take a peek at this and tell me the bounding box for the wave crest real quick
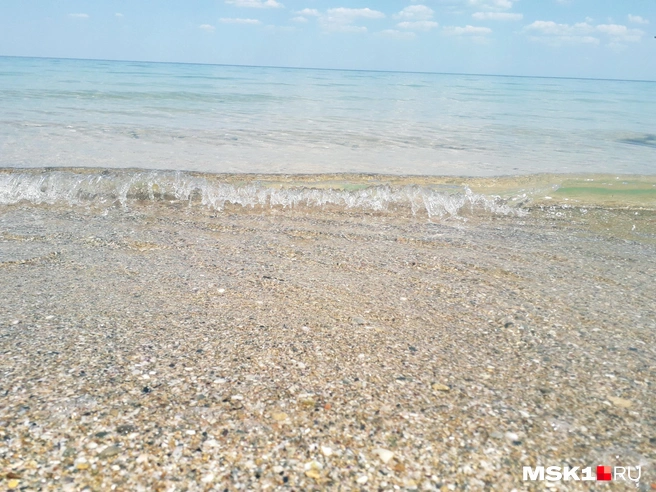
[0,169,525,218]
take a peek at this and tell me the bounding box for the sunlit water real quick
[1,56,655,176]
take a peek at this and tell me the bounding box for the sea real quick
[1,56,655,217]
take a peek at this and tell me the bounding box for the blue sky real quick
[0,1,654,79]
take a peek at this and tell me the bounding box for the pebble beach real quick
[1,198,654,490]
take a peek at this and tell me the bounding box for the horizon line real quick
[1,54,656,84]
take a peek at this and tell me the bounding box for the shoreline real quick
[2,166,656,212]
[4,165,656,182]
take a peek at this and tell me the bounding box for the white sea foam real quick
[0,169,525,218]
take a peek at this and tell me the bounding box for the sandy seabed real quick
[0,202,654,491]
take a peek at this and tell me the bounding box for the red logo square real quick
[597,465,612,481]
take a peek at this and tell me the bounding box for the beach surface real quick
[1,57,654,491]
[1,190,655,490]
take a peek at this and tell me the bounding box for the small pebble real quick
[505,432,519,442]
[403,478,417,489]
[98,445,121,459]
[608,396,632,408]
[373,448,395,464]
[432,383,450,392]
[304,460,323,471]
[116,425,136,435]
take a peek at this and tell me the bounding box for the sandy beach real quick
[0,198,654,491]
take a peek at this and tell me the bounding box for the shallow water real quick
[1,57,655,176]
[0,197,654,490]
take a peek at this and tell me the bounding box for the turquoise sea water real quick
[1,56,655,176]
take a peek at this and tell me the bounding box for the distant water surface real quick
[0,56,655,176]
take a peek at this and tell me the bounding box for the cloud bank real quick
[472,12,523,21]
[525,20,645,45]
[225,0,283,8]
[220,17,262,25]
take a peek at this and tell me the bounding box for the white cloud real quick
[322,23,368,33]
[199,24,216,32]
[296,9,319,17]
[393,5,438,30]
[225,0,283,8]
[596,23,644,43]
[443,25,492,35]
[525,20,599,45]
[525,20,593,35]
[379,29,416,40]
[530,35,600,46]
[115,13,124,18]
[628,14,649,25]
[290,9,319,23]
[325,8,385,21]
[394,5,434,21]
[68,13,89,19]
[467,0,516,11]
[397,21,439,31]
[220,17,262,24]
[472,12,522,21]
[596,24,628,35]
[525,20,644,45]
[319,7,385,33]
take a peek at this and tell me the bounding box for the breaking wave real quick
[0,169,525,219]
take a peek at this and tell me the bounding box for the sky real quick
[0,1,654,80]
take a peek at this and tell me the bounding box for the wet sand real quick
[0,202,654,490]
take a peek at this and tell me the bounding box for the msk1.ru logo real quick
[523,465,641,486]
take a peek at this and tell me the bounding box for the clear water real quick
[1,56,655,176]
